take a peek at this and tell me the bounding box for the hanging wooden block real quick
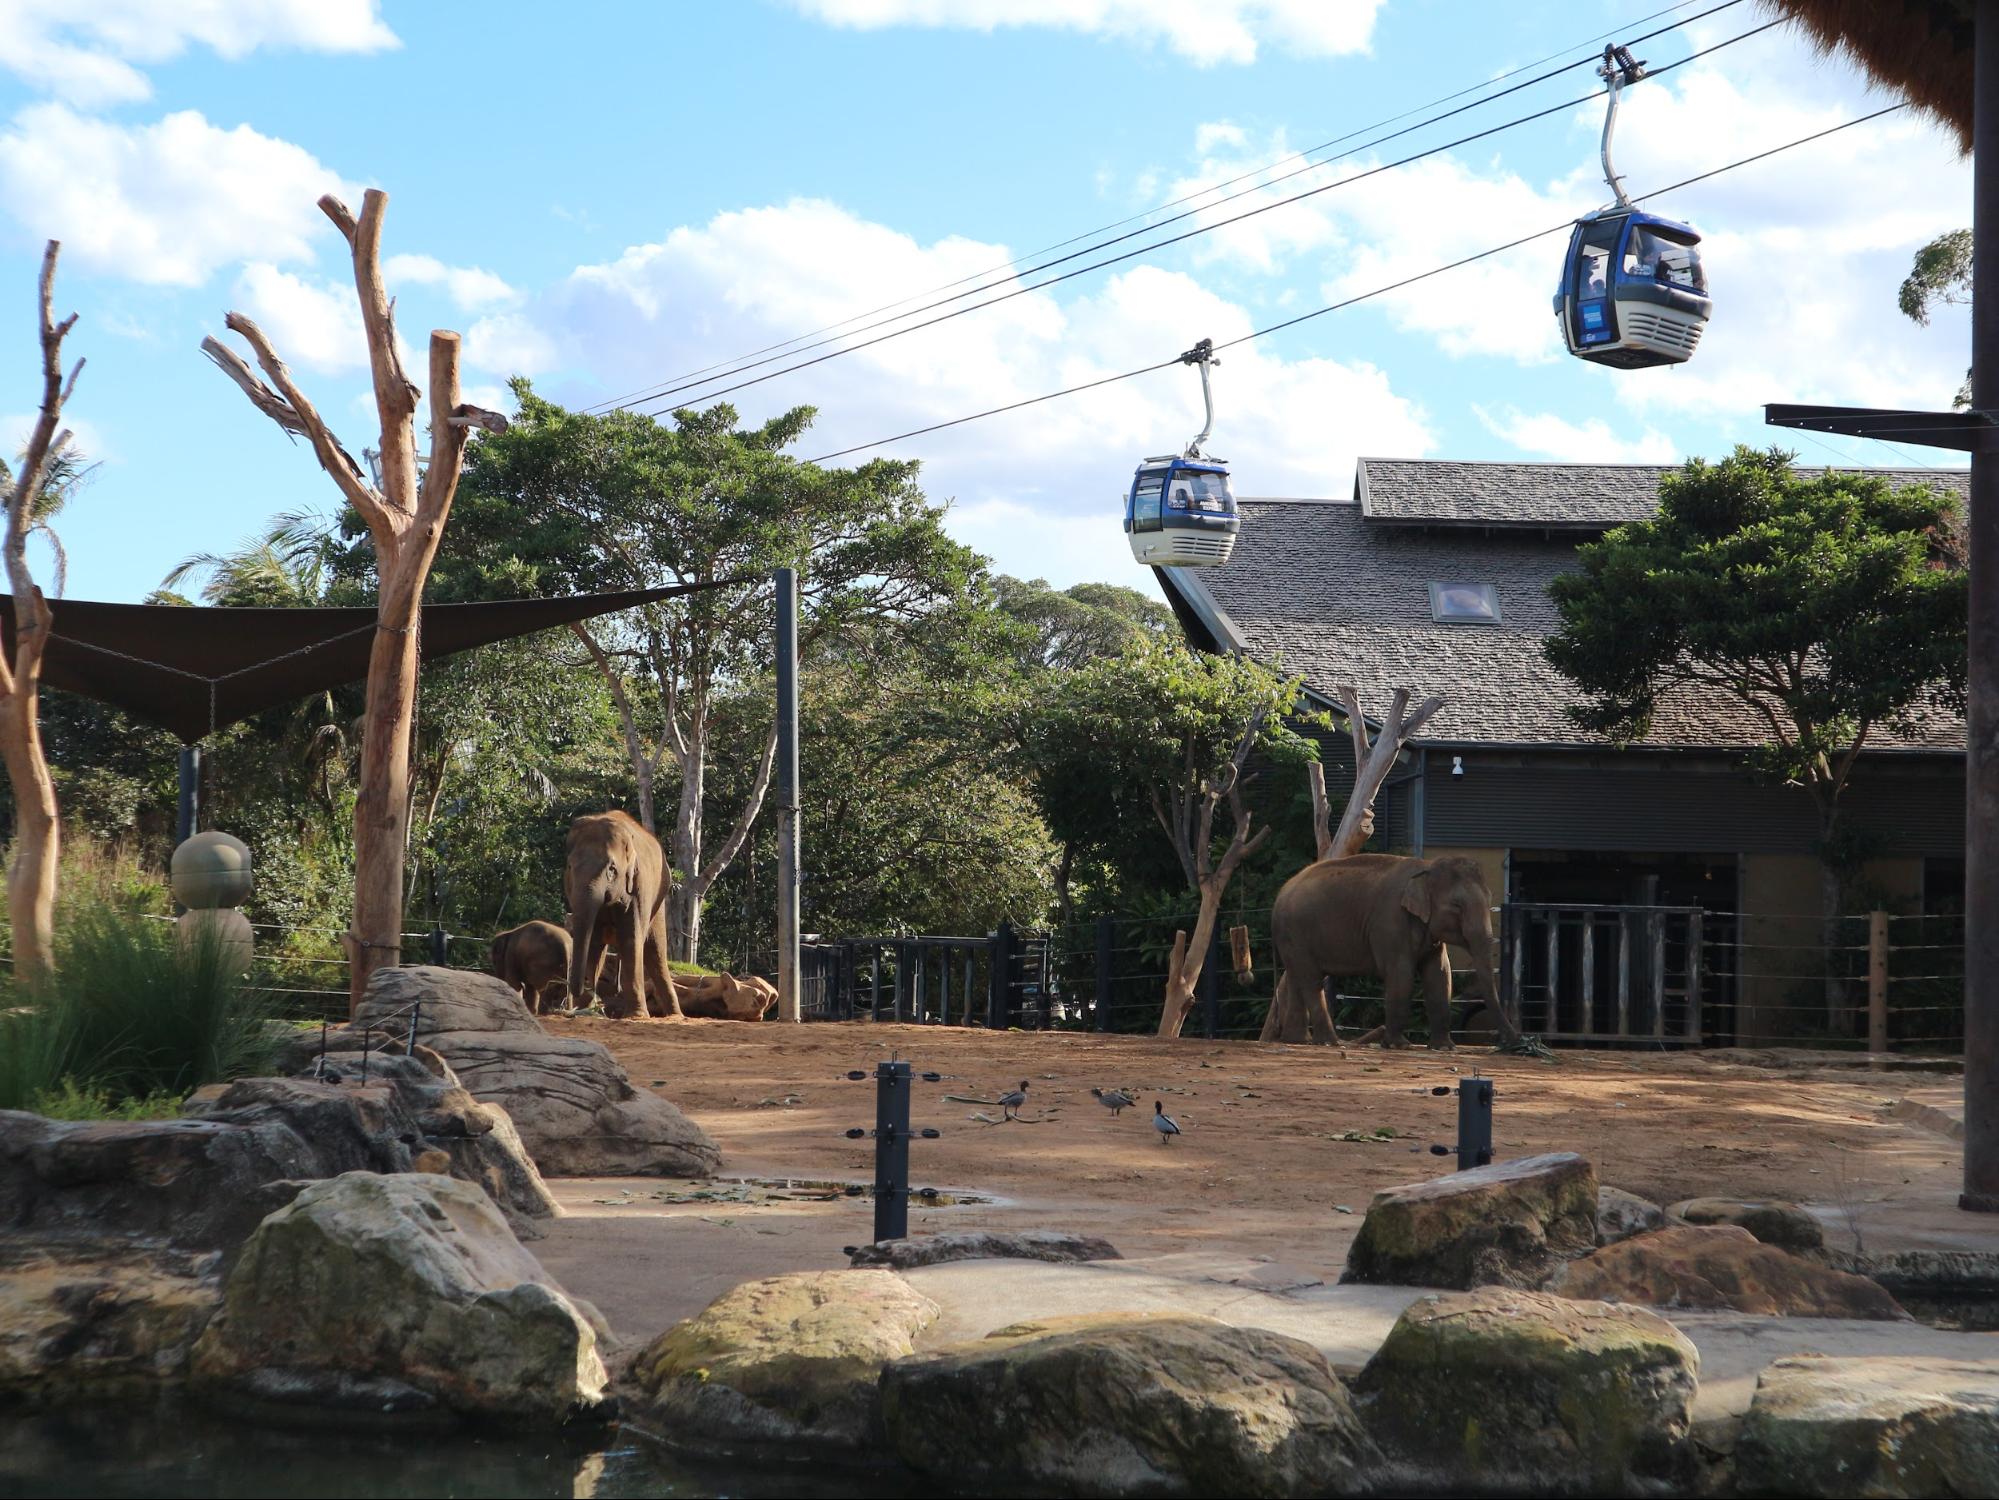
[1229,924,1253,982]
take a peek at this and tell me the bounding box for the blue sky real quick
[0,0,1973,603]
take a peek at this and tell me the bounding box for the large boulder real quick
[1667,1197,1824,1253]
[1342,1153,1599,1290]
[194,1172,609,1422]
[0,1244,219,1391]
[623,1270,938,1454]
[187,1059,557,1239]
[881,1311,1379,1498]
[1553,1225,1908,1320]
[349,966,720,1177]
[1355,1287,1699,1495]
[1735,1355,1999,1498]
[847,1230,1122,1269]
[1597,1186,1666,1246]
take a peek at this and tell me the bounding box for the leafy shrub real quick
[0,900,279,1112]
[24,1080,184,1121]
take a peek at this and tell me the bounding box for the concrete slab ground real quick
[536,1175,1998,1428]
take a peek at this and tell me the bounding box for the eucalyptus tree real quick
[441,382,979,962]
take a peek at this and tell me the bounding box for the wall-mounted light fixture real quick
[1451,756,1464,777]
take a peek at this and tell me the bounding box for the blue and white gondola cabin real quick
[1555,208,1710,368]
[1124,455,1239,567]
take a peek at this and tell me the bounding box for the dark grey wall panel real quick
[1422,752,1963,857]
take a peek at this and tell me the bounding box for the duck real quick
[998,1080,1029,1120]
[1152,1101,1181,1144]
[1091,1086,1135,1118]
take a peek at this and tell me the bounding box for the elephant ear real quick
[1400,870,1433,924]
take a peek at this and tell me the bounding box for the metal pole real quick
[775,567,802,1024]
[1202,925,1220,1039]
[1456,1078,1494,1170]
[1095,915,1113,1032]
[1968,0,1999,1212]
[873,1060,911,1242]
[988,921,1013,1030]
[175,745,201,844]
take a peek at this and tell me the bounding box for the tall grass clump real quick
[0,900,280,1114]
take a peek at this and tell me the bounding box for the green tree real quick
[1899,227,1972,408]
[990,575,1175,669]
[1021,644,1316,1035]
[1545,447,1966,932]
[440,381,981,962]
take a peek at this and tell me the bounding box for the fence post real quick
[429,924,447,966]
[987,921,1014,1029]
[872,1060,911,1243]
[1201,925,1220,1039]
[1095,916,1113,1032]
[1868,909,1890,1059]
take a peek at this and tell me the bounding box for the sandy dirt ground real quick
[530,1017,1986,1343]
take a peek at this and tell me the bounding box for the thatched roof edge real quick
[1772,0,1973,151]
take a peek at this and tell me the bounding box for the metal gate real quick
[1501,903,1705,1045]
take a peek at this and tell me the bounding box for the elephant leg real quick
[1304,976,1339,1044]
[645,907,682,1017]
[1421,946,1455,1052]
[1379,957,1418,1048]
[1277,970,1311,1044]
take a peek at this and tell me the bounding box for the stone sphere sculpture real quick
[171,832,254,973]
[171,831,253,910]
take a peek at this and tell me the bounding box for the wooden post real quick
[0,242,81,981]
[1202,924,1221,1038]
[202,191,504,1016]
[988,920,1014,1030]
[1868,909,1890,1060]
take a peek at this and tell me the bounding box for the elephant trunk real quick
[568,890,604,1008]
[1462,925,1520,1045]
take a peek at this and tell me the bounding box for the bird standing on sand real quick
[1152,1101,1181,1144]
[998,1080,1029,1120]
[1091,1087,1135,1118]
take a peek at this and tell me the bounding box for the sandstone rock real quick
[881,1311,1378,1498]
[0,1244,219,1391]
[1736,1355,1999,1498]
[187,1064,557,1240]
[1342,1153,1598,1290]
[1668,1196,1824,1253]
[350,966,720,1178]
[1355,1286,1698,1495]
[194,1172,609,1422]
[847,1230,1122,1269]
[1598,1186,1666,1245]
[1554,1225,1907,1320]
[624,1270,938,1453]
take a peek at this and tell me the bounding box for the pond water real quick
[0,1396,935,1500]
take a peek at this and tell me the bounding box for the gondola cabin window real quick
[1132,470,1165,533]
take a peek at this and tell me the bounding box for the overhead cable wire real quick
[621,14,1788,418]
[801,104,1909,465]
[592,0,1745,412]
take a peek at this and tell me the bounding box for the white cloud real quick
[382,253,519,311]
[497,197,1430,586]
[786,0,1382,65]
[0,0,398,106]
[1474,404,1677,464]
[232,263,365,374]
[465,312,558,379]
[0,104,357,286]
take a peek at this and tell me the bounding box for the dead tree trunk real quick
[0,242,81,978]
[1157,709,1270,1038]
[1259,685,1444,1044]
[204,191,504,1015]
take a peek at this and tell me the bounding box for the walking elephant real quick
[490,919,572,1014]
[564,810,682,1020]
[1266,853,1521,1050]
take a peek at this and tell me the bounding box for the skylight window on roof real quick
[1429,582,1501,624]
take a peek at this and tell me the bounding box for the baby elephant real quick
[677,971,779,1021]
[491,920,573,1014]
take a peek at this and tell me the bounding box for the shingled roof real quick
[1163,463,1969,753]
[1355,456,1965,532]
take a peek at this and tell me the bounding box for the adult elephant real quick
[1266,853,1520,1050]
[490,919,572,1014]
[565,811,682,1020]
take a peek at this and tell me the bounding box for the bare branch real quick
[318,193,359,244]
[346,189,420,512]
[200,335,308,436]
[445,404,508,433]
[210,316,384,527]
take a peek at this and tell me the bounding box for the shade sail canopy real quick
[0,584,728,743]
